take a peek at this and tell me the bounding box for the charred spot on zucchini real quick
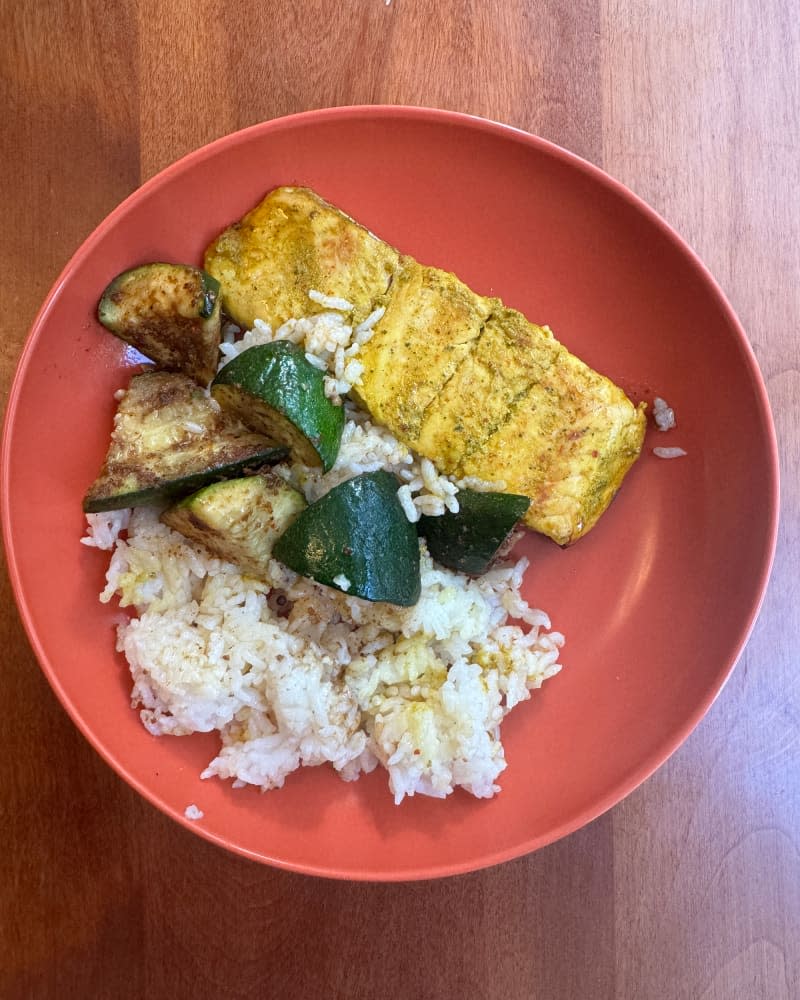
[273,470,421,606]
[83,371,287,512]
[211,342,344,472]
[419,489,531,575]
[162,470,306,578]
[97,263,222,386]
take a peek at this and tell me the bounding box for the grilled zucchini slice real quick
[97,262,222,386]
[211,342,344,472]
[273,471,421,606]
[83,371,286,512]
[162,470,306,578]
[419,489,530,575]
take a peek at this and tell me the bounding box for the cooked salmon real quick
[355,257,492,442]
[444,312,647,544]
[204,186,399,329]
[205,186,647,544]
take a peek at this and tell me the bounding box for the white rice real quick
[455,475,508,492]
[81,508,130,550]
[653,396,676,431]
[308,288,354,312]
[83,300,565,804]
[87,506,563,803]
[653,446,687,459]
[184,804,204,820]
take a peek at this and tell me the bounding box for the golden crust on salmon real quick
[204,186,399,330]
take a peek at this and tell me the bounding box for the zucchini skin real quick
[211,342,344,472]
[197,273,221,319]
[419,489,531,575]
[273,470,421,606]
[83,454,286,513]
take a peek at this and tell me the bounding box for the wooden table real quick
[1,2,797,997]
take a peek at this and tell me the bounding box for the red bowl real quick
[1,107,779,880]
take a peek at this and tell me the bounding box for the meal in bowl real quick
[81,187,646,804]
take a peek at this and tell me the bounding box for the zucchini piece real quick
[83,371,287,512]
[419,489,531,575]
[211,342,344,472]
[162,470,306,578]
[273,471,421,606]
[97,262,222,386]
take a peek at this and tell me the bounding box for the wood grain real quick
[1,1,797,997]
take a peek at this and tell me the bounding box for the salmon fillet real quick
[205,187,646,545]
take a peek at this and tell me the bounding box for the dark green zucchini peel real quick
[211,342,344,472]
[419,489,530,575]
[273,470,421,606]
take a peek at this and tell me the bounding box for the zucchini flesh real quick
[211,342,344,472]
[419,489,531,575]
[273,471,421,606]
[97,262,222,386]
[83,371,287,512]
[162,470,306,578]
